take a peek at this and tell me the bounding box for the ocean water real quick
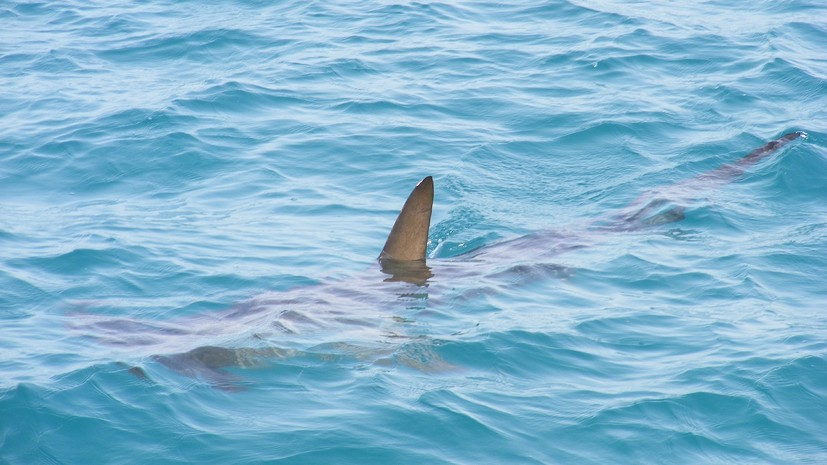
[2,0,827,463]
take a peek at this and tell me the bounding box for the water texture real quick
[2,1,826,464]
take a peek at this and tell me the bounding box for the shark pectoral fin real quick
[379,176,434,262]
[153,347,249,392]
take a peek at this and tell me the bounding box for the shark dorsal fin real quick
[379,176,433,262]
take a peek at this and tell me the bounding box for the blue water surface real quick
[2,1,827,464]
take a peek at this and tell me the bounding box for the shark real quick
[73,131,806,390]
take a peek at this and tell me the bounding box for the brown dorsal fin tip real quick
[379,176,434,262]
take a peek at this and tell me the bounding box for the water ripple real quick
[1,0,826,464]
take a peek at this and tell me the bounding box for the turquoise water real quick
[2,0,827,463]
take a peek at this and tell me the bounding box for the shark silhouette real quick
[75,132,805,390]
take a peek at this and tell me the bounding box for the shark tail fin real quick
[379,176,434,262]
[702,131,806,182]
[734,131,805,168]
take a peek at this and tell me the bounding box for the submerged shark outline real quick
[78,131,806,390]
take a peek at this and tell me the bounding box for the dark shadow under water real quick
[69,132,806,390]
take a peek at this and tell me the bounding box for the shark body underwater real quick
[75,132,806,390]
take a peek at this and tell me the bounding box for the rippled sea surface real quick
[2,1,827,464]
